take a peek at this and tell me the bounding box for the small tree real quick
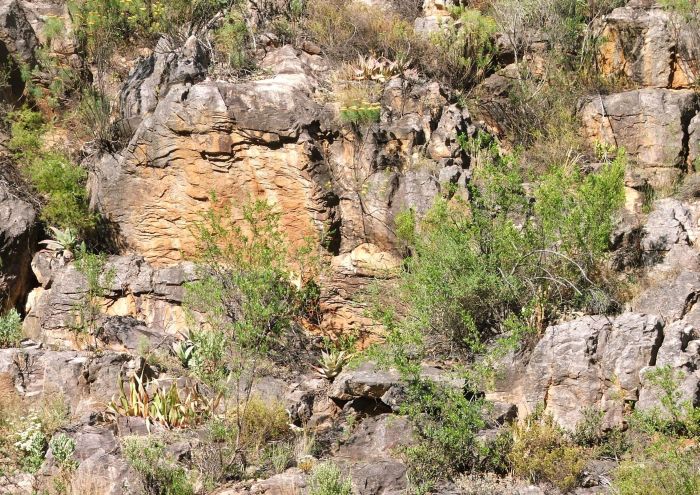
[184,198,319,469]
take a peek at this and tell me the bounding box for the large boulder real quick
[0,164,38,311]
[596,3,699,89]
[492,313,666,430]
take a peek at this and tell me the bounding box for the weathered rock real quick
[334,414,413,495]
[23,253,196,346]
[492,313,665,430]
[0,0,38,92]
[250,470,307,495]
[329,366,402,405]
[0,348,126,417]
[596,4,699,89]
[0,165,38,311]
[38,422,138,495]
[120,35,210,122]
[579,89,700,187]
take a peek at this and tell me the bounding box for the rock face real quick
[91,43,474,332]
[93,46,471,266]
[0,0,38,102]
[120,35,210,123]
[597,3,699,89]
[0,165,37,311]
[24,252,196,346]
[579,89,700,187]
[493,196,700,431]
[0,347,126,417]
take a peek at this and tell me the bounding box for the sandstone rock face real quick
[597,4,699,89]
[0,166,38,311]
[24,252,196,346]
[91,44,474,332]
[511,313,663,430]
[579,89,699,187]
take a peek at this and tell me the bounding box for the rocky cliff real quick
[2,0,700,494]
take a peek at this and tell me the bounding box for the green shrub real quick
[382,144,625,362]
[0,309,22,348]
[185,199,319,390]
[7,108,98,236]
[509,412,588,492]
[308,462,352,495]
[613,437,700,495]
[213,9,254,73]
[370,138,625,491]
[123,436,194,495]
[400,379,487,494]
[49,433,76,469]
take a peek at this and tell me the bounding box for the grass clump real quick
[0,309,22,348]
[308,462,352,495]
[123,436,195,495]
[509,412,588,492]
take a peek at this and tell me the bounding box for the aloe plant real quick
[39,226,83,260]
[172,339,196,368]
[107,374,213,429]
[313,349,353,381]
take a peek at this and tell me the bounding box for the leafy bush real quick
[308,462,352,495]
[509,411,588,492]
[14,414,47,473]
[123,436,195,495]
[613,437,700,495]
[49,433,76,469]
[184,199,319,391]
[212,9,254,74]
[0,309,22,348]
[383,143,625,361]
[7,108,98,236]
[400,379,487,494]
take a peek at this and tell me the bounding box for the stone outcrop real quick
[120,35,210,123]
[0,0,37,102]
[91,42,474,332]
[24,252,196,347]
[0,165,37,311]
[596,3,699,89]
[501,313,664,430]
[0,347,126,417]
[579,89,700,188]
